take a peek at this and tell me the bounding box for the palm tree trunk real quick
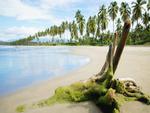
[113,20,114,33]
[137,19,138,26]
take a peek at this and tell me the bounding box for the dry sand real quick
[0,46,150,113]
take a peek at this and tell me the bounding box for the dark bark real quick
[113,19,131,73]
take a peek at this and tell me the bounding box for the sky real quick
[0,0,144,41]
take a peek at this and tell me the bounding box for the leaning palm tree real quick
[120,2,131,22]
[108,1,119,32]
[132,0,146,25]
[142,12,149,28]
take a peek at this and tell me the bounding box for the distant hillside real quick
[0,41,9,45]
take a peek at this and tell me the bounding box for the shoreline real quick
[0,46,91,97]
[0,46,96,98]
[0,46,150,113]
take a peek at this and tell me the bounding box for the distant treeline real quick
[11,0,150,46]
[0,41,10,45]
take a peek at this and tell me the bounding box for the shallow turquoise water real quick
[0,46,89,95]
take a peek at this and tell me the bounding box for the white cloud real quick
[40,0,81,9]
[0,0,81,23]
[5,26,41,35]
[0,0,86,27]
[0,26,43,41]
[0,0,148,21]
[0,0,50,20]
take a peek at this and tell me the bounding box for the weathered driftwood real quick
[94,19,130,80]
[91,31,118,82]
[87,19,150,113]
[113,19,131,73]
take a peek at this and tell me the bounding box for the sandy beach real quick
[0,46,150,113]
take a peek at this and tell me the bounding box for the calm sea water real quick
[0,46,89,96]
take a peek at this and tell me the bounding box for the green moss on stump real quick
[36,81,106,107]
[16,80,150,113]
[16,105,26,113]
[35,80,149,113]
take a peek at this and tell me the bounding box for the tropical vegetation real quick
[11,0,150,46]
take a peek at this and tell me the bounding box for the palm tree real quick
[75,10,85,37]
[142,12,149,28]
[61,22,66,33]
[64,21,69,30]
[60,21,67,41]
[91,16,96,37]
[96,13,101,38]
[98,5,109,33]
[50,26,56,42]
[79,16,85,37]
[96,16,101,38]
[147,1,150,11]
[75,10,80,36]
[86,20,90,37]
[120,2,131,22]
[58,26,62,39]
[64,21,69,41]
[108,1,119,32]
[72,21,78,40]
[116,18,122,35]
[132,0,146,25]
[68,22,73,42]
[96,27,100,39]
[88,16,96,37]
[75,10,81,22]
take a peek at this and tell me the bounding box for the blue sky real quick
[0,0,137,41]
